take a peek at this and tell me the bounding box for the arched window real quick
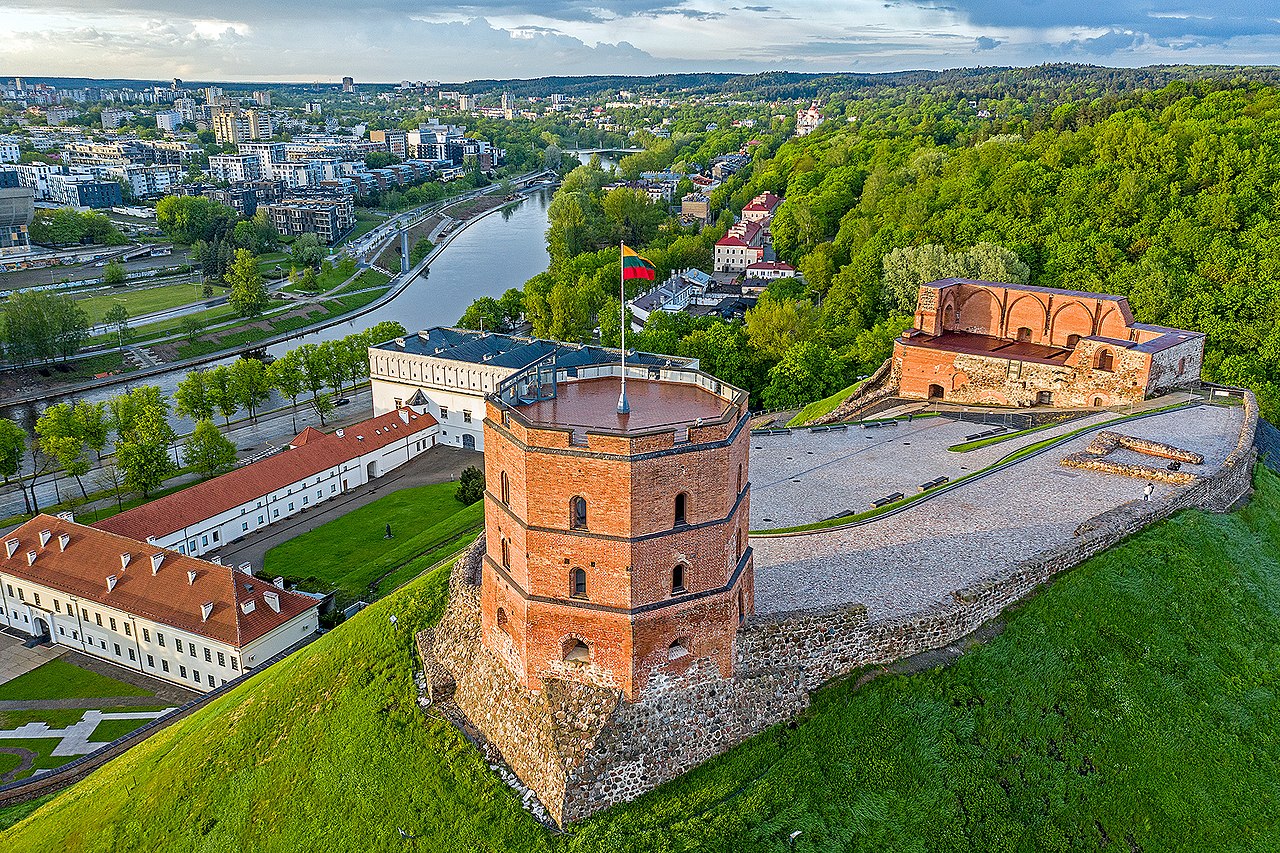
[1066,334,1081,348]
[1178,356,1187,374]
[672,563,686,594]
[674,492,688,527]
[570,496,587,530]
[570,567,587,599]
[500,471,509,505]
[496,607,511,635]
[736,528,743,560]
[1016,326,1032,342]
[564,638,591,663]
[737,463,744,494]
[1096,349,1114,372]
[500,537,511,569]
[668,637,690,660]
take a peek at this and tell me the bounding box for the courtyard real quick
[749,402,1245,621]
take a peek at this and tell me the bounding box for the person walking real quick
[1143,482,1154,502]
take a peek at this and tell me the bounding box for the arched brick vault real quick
[1049,300,1097,346]
[1005,293,1049,342]
[956,288,1000,333]
[1097,307,1129,339]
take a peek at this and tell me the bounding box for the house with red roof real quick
[714,219,767,273]
[741,192,781,224]
[1,514,320,692]
[95,407,438,560]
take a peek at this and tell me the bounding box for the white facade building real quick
[155,110,183,132]
[105,164,182,198]
[97,408,438,559]
[1,516,320,693]
[208,153,263,184]
[0,139,19,163]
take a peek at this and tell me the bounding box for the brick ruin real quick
[1060,430,1206,484]
[893,279,1205,408]
[419,358,1259,826]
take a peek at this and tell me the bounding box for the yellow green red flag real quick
[621,244,656,282]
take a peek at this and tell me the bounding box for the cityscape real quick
[1,2,1280,849]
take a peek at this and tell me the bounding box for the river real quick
[1,186,557,433]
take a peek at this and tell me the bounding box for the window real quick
[218,652,225,667]
[674,493,688,526]
[672,563,686,594]
[194,670,201,683]
[157,632,165,647]
[33,592,40,606]
[501,538,511,569]
[463,410,472,423]
[288,502,295,512]
[189,642,196,656]
[394,397,402,408]
[1016,326,1032,342]
[571,567,587,599]
[147,654,154,668]
[737,464,743,494]
[204,648,212,663]
[128,648,136,661]
[273,509,279,518]
[439,406,448,419]
[243,523,249,532]
[258,515,264,524]
[500,472,509,505]
[316,490,322,499]
[668,637,691,660]
[564,638,591,663]
[59,626,65,636]
[1066,334,1081,347]
[202,535,208,546]
[570,496,587,530]
[231,657,239,671]
[180,666,186,679]
[1178,356,1187,374]
[54,599,61,613]
[114,643,121,656]
[110,617,117,632]
[162,660,170,672]
[208,675,215,688]
[95,613,102,627]
[1096,349,1114,371]
[16,588,23,601]
[212,531,219,542]
[303,496,308,506]
[124,623,131,637]
[736,528,744,560]
[496,608,510,635]
[178,545,186,555]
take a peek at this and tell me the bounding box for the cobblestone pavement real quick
[0,633,66,687]
[750,404,1243,621]
[748,412,1113,528]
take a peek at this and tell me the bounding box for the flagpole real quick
[617,240,630,415]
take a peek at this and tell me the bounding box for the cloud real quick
[973,35,1000,50]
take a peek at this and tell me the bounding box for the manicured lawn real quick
[786,379,866,426]
[0,660,150,702]
[8,467,1280,849]
[263,481,483,605]
[88,717,154,745]
[73,283,215,324]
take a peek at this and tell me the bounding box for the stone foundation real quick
[419,394,1259,826]
[1060,430,1205,484]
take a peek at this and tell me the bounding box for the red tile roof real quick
[2,515,317,647]
[743,192,781,212]
[746,261,795,271]
[96,408,437,543]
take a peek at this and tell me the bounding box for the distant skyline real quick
[3,1,1279,83]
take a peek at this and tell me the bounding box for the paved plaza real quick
[0,631,65,686]
[750,403,1244,620]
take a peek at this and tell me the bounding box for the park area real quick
[0,655,180,785]
[71,281,221,325]
[262,481,484,609]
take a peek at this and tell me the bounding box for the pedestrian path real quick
[0,708,173,758]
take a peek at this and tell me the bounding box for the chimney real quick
[263,590,280,612]
[241,599,256,614]
[187,569,197,585]
[26,550,37,566]
[273,577,285,589]
[38,529,51,547]
[201,602,214,622]
[210,556,223,565]
[399,410,409,424]
[5,539,19,559]
[58,533,70,552]
[239,562,252,576]
[120,553,131,570]
[56,511,74,522]
[336,428,344,438]
[150,553,164,574]
[106,574,118,591]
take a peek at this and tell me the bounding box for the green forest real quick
[482,77,1280,419]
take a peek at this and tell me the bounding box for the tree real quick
[310,391,334,427]
[745,292,818,362]
[761,340,844,409]
[102,260,127,286]
[231,358,272,422]
[75,401,110,463]
[456,465,485,504]
[184,419,237,479]
[291,233,325,269]
[268,352,306,432]
[882,242,1030,314]
[35,402,92,500]
[115,404,176,498]
[175,369,215,423]
[105,302,130,349]
[91,463,130,513]
[297,343,329,410]
[181,315,207,345]
[227,249,268,318]
[0,418,23,485]
[205,364,240,428]
[155,195,237,244]
[298,267,320,293]
[108,385,169,437]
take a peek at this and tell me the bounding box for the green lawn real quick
[87,717,154,745]
[0,660,150,702]
[7,467,1280,849]
[263,481,483,606]
[786,380,866,427]
[73,283,215,324]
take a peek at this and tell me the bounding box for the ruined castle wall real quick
[740,393,1258,691]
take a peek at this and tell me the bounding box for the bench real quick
[918,476,949,491]
[861,420,896,429]
[963,427,1005,440]
[822,509,855,522]
[871,492,905,508]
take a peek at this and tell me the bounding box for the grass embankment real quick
[786,380,867,427]
[263,481,483,606]
[73,283,210,324]
[7,467,1280,849]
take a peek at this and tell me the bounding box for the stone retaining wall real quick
[813,357,897,425]
[421,394,1258,825]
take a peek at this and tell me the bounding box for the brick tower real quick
[479,357,752,700]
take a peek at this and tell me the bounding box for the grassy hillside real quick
[8,469,1280,850]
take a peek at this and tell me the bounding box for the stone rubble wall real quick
[1084,431,1205,463]
[813,357,898,425]
[1059,455,1199,484]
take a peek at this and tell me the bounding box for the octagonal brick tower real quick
[480,356,752,701]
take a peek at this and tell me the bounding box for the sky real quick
[3,1,1280,83]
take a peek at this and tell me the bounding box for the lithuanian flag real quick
[621,244,657,282]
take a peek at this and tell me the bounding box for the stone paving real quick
[0,708,174,758]
[748,412,1114,528]
[0,632,66,686]
[750,404,1244,621]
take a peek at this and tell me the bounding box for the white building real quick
[155,110,183,132]
[0,139,18,163]
[46,106,77,126]
[368,328,693,451]
[208,153,263,183]
[96,408,438,559]
[105,164,182,198]
[101,108,133,129]
[1,515,320,693]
